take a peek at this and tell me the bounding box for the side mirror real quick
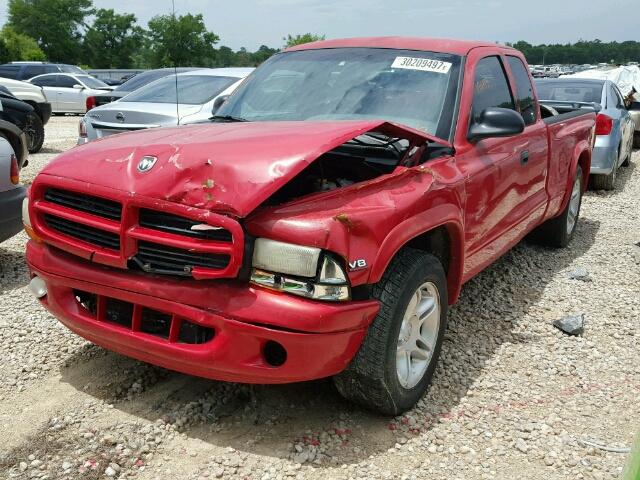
[72,84,84,90]
[468,107,525,142]
[212,95,229,113]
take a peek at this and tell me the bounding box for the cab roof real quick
[284,37,508,56]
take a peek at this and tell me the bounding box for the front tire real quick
[333,249,448,415]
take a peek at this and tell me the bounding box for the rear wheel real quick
[333,248,447,415]
[633,132,640,150]
[532,165,583,248]
[25,113,45,153]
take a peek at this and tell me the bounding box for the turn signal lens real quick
[10,154,19,184]
[595,113,613,136]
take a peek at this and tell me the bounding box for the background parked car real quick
[0,77,51,153]
[0,133,25,242]
[78,68,253,143]
[86,67,200,110]
[536,78,635,190]
[0,92,30,168]
[0,61,86,81]
[28,73,113,114]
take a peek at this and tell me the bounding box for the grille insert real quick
[44,214,120,250]
[139,209,233,242]
[72,290,215,345]
[45,188,122,221]
[131,241,230,276]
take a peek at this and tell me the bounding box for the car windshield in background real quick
[115,70,168,92]
[535,81,603,103]
[78,75,109,89]
[61,65,87,75]
[121,75,237,105]
[217,48,462,138]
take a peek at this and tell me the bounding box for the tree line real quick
[0,0,325,69]
[1,0,637,69]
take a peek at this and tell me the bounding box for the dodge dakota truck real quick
[24,38,596,414]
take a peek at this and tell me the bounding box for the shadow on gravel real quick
[0,247,29,291]
[59,218,600,467]
[37,147,64,154]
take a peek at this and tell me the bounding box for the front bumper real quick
[26,241,379,383]
[0,186,26,242]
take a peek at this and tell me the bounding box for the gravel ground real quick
[0,117,638,480]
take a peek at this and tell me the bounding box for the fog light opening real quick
[29,276,47,299]
[263,340,287,367]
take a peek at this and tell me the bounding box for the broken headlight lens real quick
[250,249,351,302]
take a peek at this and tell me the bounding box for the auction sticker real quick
[391,57,452,73]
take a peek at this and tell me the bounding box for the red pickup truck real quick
[24,38,595,414]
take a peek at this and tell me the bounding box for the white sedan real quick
[28,73,113,114]
[77,68,253,144]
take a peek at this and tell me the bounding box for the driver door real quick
[56,75,85,113]
[455,55,534,277]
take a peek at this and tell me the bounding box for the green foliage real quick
[83,9,144,68]
[283,33,325,48]
[7,0,93,63]
[0,25,46,61]
[510,40,640,65]
[146,13,219,68]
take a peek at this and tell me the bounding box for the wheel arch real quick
[0,119,27,168]
[368,204,465,304]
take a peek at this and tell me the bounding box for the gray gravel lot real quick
[0,116,638,480]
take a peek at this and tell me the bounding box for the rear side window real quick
[507,56,536,125]
[0,65,20,79]
[471,56,515,122]
[31,75,57,87]
[610,84,624,109]
[23,65,47,78]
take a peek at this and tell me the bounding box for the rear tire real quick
[591,167,616,190]
[333,248,448,415]
[25,113,45,153]
[531,165,583,248]
[633,132,640,150]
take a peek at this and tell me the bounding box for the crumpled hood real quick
[40,120,435,217]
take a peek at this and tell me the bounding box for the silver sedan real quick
[536,78,635,190]
[77,68,254,144]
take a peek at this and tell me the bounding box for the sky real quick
[0,0,637,51]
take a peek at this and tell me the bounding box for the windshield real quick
[61,65,87,75]
[217,48,461,138]
[121,75,238,105]
[535,81,603,103]
[78,75,109,89]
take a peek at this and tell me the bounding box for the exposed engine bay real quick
[266,132,412,205]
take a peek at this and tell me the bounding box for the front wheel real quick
[25,113,45,154]
[333,249,448,415]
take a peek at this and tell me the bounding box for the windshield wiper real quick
[209,114,249,123]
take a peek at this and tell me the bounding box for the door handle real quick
[520,150,529,166]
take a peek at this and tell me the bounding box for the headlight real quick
[22,197,31,228]
[252,238,321,277]
[250,239,350,301]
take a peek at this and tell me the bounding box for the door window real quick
[506,56,537,125]
[57,75,79,88]
[23,65,47,78]
[471,56,515,122]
